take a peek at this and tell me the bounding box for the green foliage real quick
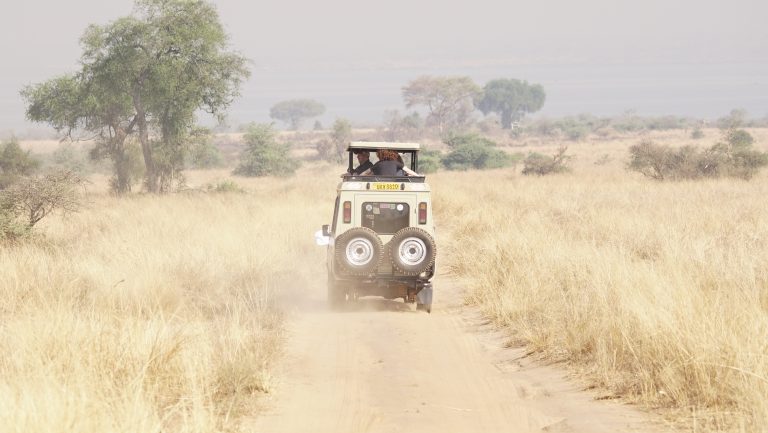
[49,144,89,173]
[475,78,546,129]
[724,128,754,148]
[522,114,697,139]
[402,76,480,133]
[522,146,572,176]
[717,109,747,129]
[316,118,351,163]
[440,134,514,171]
[269,99,326,130]
[234,124,298,177]
[204,180,244,193]
[442,132,496,149]
[691,127,705,139]
[417,149,442,174]
[383,110,423,141]
[187,128,223,169]
[628,129,768,181]
[22,0,249,194]
[0,138,40,189]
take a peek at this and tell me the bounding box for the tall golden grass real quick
[4,130,768,431]
[433,152,768,431]
[0,169,336,432]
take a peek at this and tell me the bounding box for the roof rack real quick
[346,141,421,151]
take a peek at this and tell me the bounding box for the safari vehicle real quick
[320,142,436,312]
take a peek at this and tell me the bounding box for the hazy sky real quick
[2,0,767,134]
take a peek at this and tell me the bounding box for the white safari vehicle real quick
[320,142,436,312]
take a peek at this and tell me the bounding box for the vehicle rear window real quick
[361,202,409,234]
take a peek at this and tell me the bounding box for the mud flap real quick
[416,283,433,312]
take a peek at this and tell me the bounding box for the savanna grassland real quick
[435,128,768,432]
[0,168,337,432]
[2,128,767,432]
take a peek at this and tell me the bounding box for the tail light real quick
[418,202,427,224]
[343,201,352,223]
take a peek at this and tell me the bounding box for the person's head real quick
[356,150,370,163]
[376,149,398,161]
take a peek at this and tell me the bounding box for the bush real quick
[628,129,768,181]
[440,134,514,170]
[0,138,40,189]
[204,180,244,193]
[49,143,90,173]
[442,132,496,149]
[418,149,443,174]
[0,170,85,241]
[234,123,298,177]
[187,128,224,169]
[522,146,572,175]
[627,141,701,180]
[691,127,704,140]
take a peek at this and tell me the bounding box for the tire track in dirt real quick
[248,275,667,433]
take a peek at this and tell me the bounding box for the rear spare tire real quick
[335,227,383,275]
[389,227,436,276]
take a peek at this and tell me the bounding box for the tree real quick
[402,76,480,133]
[475,79,546,129]
[269,99,326,130]
[234,123,298,177]
[22,0,249,194]
[316,118,351,163]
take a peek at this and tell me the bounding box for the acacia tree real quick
[269,99,326,130]
[401,76,480,133]
[22,0,249,193]
[475,79,546,129]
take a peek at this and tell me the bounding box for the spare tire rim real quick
[397,237,427,266]
[346,237,375,266]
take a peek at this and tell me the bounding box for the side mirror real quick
[321,224,331,237]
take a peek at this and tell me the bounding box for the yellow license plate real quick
[373,183,401,191]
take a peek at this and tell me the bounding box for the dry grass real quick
[433,137,768,431]
[0,167,337,432]
[5,129,768,431]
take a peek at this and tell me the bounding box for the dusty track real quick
[248,275,665,433]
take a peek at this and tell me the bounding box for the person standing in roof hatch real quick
[365,149,404,176]
[347,150,373,175]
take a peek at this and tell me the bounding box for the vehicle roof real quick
[346,141,421,151]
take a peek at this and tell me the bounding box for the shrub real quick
[49,143,90,173]
[440,133,514,171]
[628,130,768,181]
[204,180,244,193]
[234,123,298,177]
[187,128,224,169]
[442,132,496,149]
[522,146,572,175]
[0,170,85,241]
[0,138,40,189]
[691,127,704,140]
[418,149,442,174]
[627,141,701,180]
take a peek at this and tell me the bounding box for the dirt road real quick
[249,275,665,433]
